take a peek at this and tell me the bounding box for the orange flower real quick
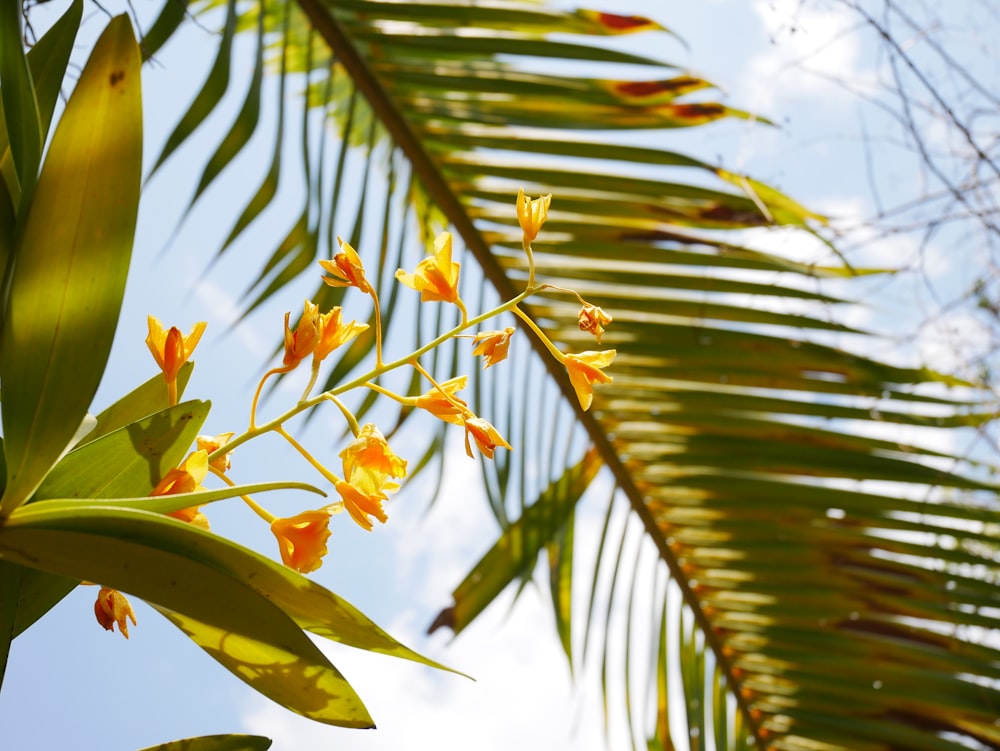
[152,450,210,529]
[146,316,207,404]
[94,586,137,639]
[516,188,552,242]
[395,231,461,304]
[334,476,390,532]
[414,376,469,425]
[283,300,321,368]
[564,350,616,411]
[578,304,612,344]
[314,306,369,362]
[463,415,512,459]
[270,509,333,574]
[472,327,515,368]
[341,423,408,482]
[196,432,235,472]
[319,237,371,294]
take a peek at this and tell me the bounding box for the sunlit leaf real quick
[138,735,271,751]
[1,14,142,515]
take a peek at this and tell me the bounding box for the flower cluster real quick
[95,190,614,638]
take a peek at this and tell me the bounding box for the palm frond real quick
[149,1,1000,749]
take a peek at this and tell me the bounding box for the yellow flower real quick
[414,376,469,426]
[196,432,235,472]
[94,586,137,639]
[395,231,461,304]
[578,304,613,344]
[319,237,372,294]
[516,188,552,242]
[334,476,390,532]
[314,306,368,362]
[146,316,207,404]
[341,423,408,482]
[472,327,515,368]
[463,414,512,459]
[564,350,616,411]
[270,509,333,574]
[152,450,210,529]
[282,300,321,368]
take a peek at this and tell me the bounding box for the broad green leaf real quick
[82,363,195,447]
[138,735,271,751]
[0,154,12,278]
[0,14,143,516]
[5,397,203,638]
[158,607,369,727]
[7,565,77,639]
[0,559,22,687]
[35,400,210,501]
[0,3,41,205]
[7,503,459,676]
[431,447,602,635]
[0,505,373,727]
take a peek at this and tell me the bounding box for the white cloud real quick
[241,578,609,751]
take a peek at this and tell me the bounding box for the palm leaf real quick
[151,1,1000,749]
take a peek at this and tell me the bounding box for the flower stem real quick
[522,236,536,288]
[275,425,341,486]
[370,286,384,369]
[511,304,566,363]
[207,285,544,466]
[209,466,275,523]
[250,365,293,429]
[322,394,361,436]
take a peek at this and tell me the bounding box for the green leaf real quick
[137,736,271,751]
[0,505,373,727]
[34,400,210,501]
[0,14,143,516]
[189,3,264,204]
[0,0,81,216]
[141,0,194,62]
[7,503,459,676]
[27,0,83,144]
[157,607,369,728]
[0,559,22,688]
[82,362,195,447]
[151,0,237,174]
[430,447,602,636]
[0,3,41,205]
[138,736,271,751]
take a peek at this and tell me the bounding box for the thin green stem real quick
[322,394,361,436]
[522,236,536,288]
[250,365,293,429]
[209,466,275,523]
[275,425,341,486]
[300,361,321,402]
[512,304,565,363]
[410,359,471,415]
[370,286,384,369]
[206,285,541,468]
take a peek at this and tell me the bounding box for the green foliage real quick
[0,6,457,743]
[3,1,998,750]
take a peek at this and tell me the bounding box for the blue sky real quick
[2,1,996,750]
